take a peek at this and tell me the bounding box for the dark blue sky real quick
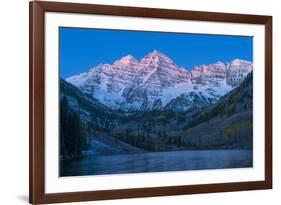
[60,27,253,78]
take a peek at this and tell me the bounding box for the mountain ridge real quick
[66,50,252,112]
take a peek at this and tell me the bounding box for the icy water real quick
[61,150,253,176]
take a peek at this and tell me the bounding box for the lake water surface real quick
[61,150,253,176]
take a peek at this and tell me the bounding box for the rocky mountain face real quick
[66,50,252,112]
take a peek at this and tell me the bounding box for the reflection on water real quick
[61,150,253,177]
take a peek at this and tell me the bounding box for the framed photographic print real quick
[29,1,272,204]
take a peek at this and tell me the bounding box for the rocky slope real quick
[60,79,146,157]
[181,72,253,149]
[110,72,253,151]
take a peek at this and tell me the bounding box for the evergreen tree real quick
[60,95,87,159]
[60,96,69,159]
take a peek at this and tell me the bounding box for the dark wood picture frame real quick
[29,1,272,204]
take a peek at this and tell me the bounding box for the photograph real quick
[59,27,253,177]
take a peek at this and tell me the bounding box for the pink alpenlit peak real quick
[231,59,252,65]
[121,54,137,61]
[148,50,167,57]
[141,50,174,63]
[114,54,138,65]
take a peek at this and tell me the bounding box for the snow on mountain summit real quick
[66,51,253,112]
[231,59,252,65]
[114,54,138,66]
[140,50,175,65]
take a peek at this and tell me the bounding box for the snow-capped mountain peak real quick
[113,54,138,66]
[140,50,174,65]
[66,51,252,112]
[230,58,252,65]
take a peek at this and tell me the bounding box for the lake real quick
[61,149,253,176]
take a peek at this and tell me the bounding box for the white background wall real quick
[0,0,280,204]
